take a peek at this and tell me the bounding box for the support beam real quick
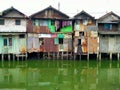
[87,37,89,61]
[73,53,76,60]
[26,53,27,60]
[99,53,101,61]
[2,54,4,61]
[57,52,59,60]
[61,52,63,60]
[110,53,112,61]
[117,53,119,61]
[67,52,68,60]
[79,55,81,60]
[13,54,15,61]
[97,52,99,60]
[87,53,89,61]
[8,54,10,61]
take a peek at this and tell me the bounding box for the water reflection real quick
[0,60,120,90]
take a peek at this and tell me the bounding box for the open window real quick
[59,38,63,44]
[3,37,12,46]
[0,19,5,25]
[104,23,112,30]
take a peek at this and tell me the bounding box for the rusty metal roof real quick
[30,6,69,19]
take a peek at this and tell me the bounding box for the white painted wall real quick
[0,19,27,32]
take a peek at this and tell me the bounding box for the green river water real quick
[0,60,120,90]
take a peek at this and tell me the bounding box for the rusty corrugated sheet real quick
[82,39,87,53]
[89,37,98,53]
[33,26,40,33]
[40,26,50,33]
[44,38,58,52]
[27,20,33,33]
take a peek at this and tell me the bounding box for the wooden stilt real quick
[17,55,19,61]
[26,53,27,60]
[2,54,4,61]
[117,53,119,61]
[8,54,10,61]
[99,53,101,61]
[97,52,99,60]
[57,52,59,60]
[22,53,24,61]
[48,52,50,60]
[74,54,76,60]
[67,52,68,60]
[13,54,15,61]
[37,52,39,59]
[79,55,81,60]
[87,37,89,61]
[87,53,89,61]
[43,52,45,60]
[53,52,55,60]
[61,52,63,60]
[110,53,112,61]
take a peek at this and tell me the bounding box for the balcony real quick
[98,29,120,35]
[86,26,98,31]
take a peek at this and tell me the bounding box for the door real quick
[109,36,115,52]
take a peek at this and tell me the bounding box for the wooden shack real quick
[97,12,120,60]
[73,11,98,60]
[27,6,73,59]
[0,7,28,60]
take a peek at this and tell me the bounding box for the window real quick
[104,23,112,30]
[59,38,63,44]
[3,37,12,46]
[4,38,7,46]
[83,20,88,25]
[19,34,25,38]
[51,20,55,25]
[75,20,80,25]
[9,38,12,46]
[0,19,4,25]
[15,20,21,25]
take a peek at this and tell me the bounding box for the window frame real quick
[0,19,5,25]
[15,19,21,25]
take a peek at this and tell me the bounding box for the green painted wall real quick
[0,35,26,54]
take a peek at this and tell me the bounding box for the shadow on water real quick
[0,60,120,90]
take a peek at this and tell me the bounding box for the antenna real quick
[58,2,60,11]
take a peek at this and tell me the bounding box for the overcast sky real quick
[0,0,120,18]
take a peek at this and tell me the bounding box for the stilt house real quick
[73,11,98,60]
[0,7,28,60]
[97,12,120,60]
[27,6,73,59]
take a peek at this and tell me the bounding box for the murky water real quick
[0,60,120,90]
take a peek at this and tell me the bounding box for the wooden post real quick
[13,54,15,61]
[25,53,27,60]
[110,53,112,61]
[74,54,76,60]
[99,53,101,61]
[2,54,4,61]
[43,52,45,60]
[57,52,59,60]
[79,55,81,60]
[52,52,54,60]
[97,52,99,60]
[61,52,63,60]
[87,37,89,61]
[117,53,119,61]
[17,55,19,61]
[67,52,69,60]
[48,52,50,60]
[8,54,10,61]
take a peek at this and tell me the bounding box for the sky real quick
[0,0,120,18]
